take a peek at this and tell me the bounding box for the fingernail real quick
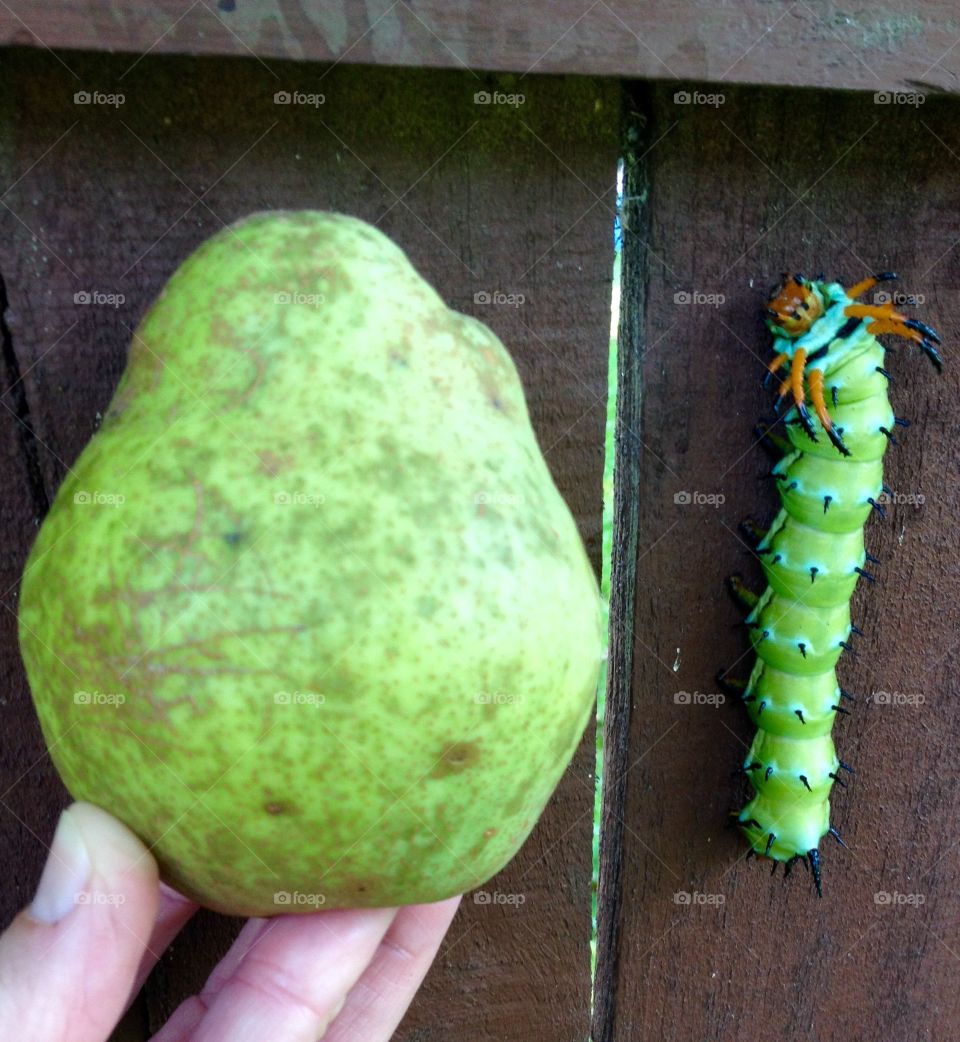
[29,807,91,924]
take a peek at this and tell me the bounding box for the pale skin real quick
[0,803,461,1042]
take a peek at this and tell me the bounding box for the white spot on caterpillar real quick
[673,648,681,672]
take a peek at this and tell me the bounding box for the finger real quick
[200,916,271,1000]
[149,918,272,1042]
[322,895,461,1042]
[153,906,398,1042]
[0,802,160,1042]
[128,883,199,1003]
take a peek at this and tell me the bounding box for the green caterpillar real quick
[727,272,942,896]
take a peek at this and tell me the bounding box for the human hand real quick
[0,803,461,1041]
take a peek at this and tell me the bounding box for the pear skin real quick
[18,211,603,915]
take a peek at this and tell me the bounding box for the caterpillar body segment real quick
[731,272,941,895]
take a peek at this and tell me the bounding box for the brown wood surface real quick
[1,1,960,94]
[0,49,618,1040]
[595,81,960,1042]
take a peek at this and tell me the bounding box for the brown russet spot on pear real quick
[264,801,295,816]
[428,741,482,779]
[18,210,603,916]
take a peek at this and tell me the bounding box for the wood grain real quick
[2,2,959,94]
[595,80,960,1042]
[0,50,617,1040]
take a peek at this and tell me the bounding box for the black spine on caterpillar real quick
[728,271,942,896]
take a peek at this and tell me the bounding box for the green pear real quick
[17,211,603,916]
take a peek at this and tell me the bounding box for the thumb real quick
[0,801,160,1042]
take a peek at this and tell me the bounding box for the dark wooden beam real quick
[0,2,958,93]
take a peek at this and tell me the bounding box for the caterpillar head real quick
[766,274,824,338]
[764,271,943,459]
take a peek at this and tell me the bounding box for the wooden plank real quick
[596,80,960,1042]
[0,273,63,927]
[0,54,68,959]
[2,1,960,94]
[0,50,618,1040]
